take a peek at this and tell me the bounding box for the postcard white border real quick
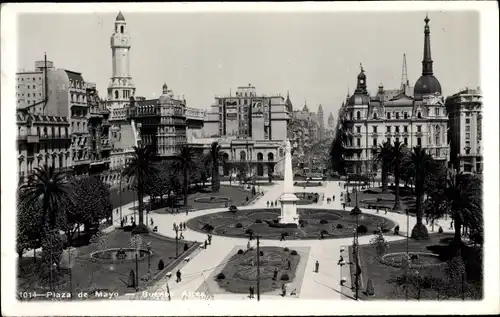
[2,1,499,316]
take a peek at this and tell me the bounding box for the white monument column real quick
[279,139,299,224]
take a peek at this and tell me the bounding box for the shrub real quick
[336,223,344,229]
[269,222,298,229]
[184,243,189,251]
[158,259,164,271]
[438,226,443,233]
[216,272,226,280]
[290,250,298,256]
[237,249,244,255]
[284,247,289,252]
[259,251,264,256]
[365,278,375,296]
[202,224,214,232]
[236,223,243,228]
[357,225,368,234]
[280,273,290,281]
[255,219,263,224]
[245,228,254,235]
[321,230,328,235]
[229,205,238,213]
[319,219,329,224]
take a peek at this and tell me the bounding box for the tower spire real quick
[422,14,434,76]
[400,53,409,94]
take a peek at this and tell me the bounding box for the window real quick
[435,135,440,145]
[417,137,422,146]
[395,137,400,143]
[465,118,470,124]
[417,125,422,133]
[403,126,408,133]
[404,137,408,145]
[357,138,361,146]
[373,113,378,119]
[465,126,470,132]
[356,111,361,120]
[466,133,470,140]
[435,108,440,116]
[395,126,400,133]
[387,137,391,144]
[120,26,124,33]
[395,112,400,119]
[417,112,422,118]
[386,126,391,133]
[356,126,361,133]
[114,91,119,99]
[372,126,378,133]
[244,99,248,105]
[386,112,391,120]
[27,93,30,97]
[373,138,377,146]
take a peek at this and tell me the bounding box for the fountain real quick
[279,139,300,225]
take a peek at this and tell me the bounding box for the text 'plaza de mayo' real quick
[16,12,482,186]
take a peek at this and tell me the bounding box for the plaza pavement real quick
[121,180,454,301]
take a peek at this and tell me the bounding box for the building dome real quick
[348,94,370,106]
[116,12,125,21]
[413,75,442,98]
[158,83,171,104]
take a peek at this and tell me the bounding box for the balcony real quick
[17,133,39,143]
[40,134,71,140]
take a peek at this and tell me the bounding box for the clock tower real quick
[107,11,135,111]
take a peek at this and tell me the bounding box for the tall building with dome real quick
[338,15,448,175]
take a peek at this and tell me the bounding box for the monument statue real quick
[279,139,299,224]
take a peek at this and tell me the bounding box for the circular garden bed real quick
[294,181,323,187]
[186,208,395,240]
[90,248,152,264]
[194,196,231,203]
[380,252,446,269]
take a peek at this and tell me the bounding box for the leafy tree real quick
[123,144,158,231]
[403,146,435,240]
[16,197,43,261]
[206,141,222,192]
[369,231,390,258]
[170,144,199,207]
[423,165,448,231]
[145,160,175,204]
[390,141,407,210]
[373,141,392,192]
[445,171,482,249]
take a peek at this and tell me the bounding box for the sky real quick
[16,10,479,118]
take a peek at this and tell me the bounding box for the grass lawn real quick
[17,229,194,300]
[187,208,395,240]
[354,186,416,212]
[154,185,254,213]
[215,247,301,293]
[350,233,482,300]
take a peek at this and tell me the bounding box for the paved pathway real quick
[126,181,454,301]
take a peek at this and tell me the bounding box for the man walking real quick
[176,269,182,283]
[249,285,255,299]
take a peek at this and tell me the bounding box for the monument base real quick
[279,194,300,225]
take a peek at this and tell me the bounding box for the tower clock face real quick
[360,80,364,84]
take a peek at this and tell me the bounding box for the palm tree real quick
[373,141,392,192]
[122,144,158,229]
[390,141,407,211]
[19,164,71,290]
[445,170,482,250]
[207,141,221,193]
[171,144,199,207]
[404,146,435,240]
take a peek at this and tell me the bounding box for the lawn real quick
[17,229,195,300]
[350,233,482,300]
[186,208,395,240]
[353,186,416,212]
[154,185,254,213]
[215,247,301,294]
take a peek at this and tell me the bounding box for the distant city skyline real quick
[17,10,479,116]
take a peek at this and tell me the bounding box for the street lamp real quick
[351,205,361,300]
[175,227,179,258]
[146,242,152,274]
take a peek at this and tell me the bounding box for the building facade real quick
[446,88,483,174]
[339,15,448,174]
[17,112,72,183]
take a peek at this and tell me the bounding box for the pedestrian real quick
[385,208,387,215]
[342,203,346,211]
[208,234,212,245]
[450,219,454,229]
[271,201,274,207]
[184,222,187,230]
[150,218,154,226]
[287,259,291,270]
[376,207,379,214]
[333,195,335,202]
[315,260,319,273]
[179,232,184,240]
[186,208,189,216]
[116,209,119,215]
[275,200,277,206]
[247,241,251,250]
[176,269,182,283]
[426,216,429,225]
[281,283,287,297]
[273,268,278,280]
[267,201,270,207]
[204,240,208,249]
[249,285,255,299]
[320,231,324,240]
[173,222,177,231]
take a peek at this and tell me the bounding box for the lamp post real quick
[119,166,124,227]
[146,242,152,274]
[351,204,361,301]
[338,246,346,296]
[175,227,179,258]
